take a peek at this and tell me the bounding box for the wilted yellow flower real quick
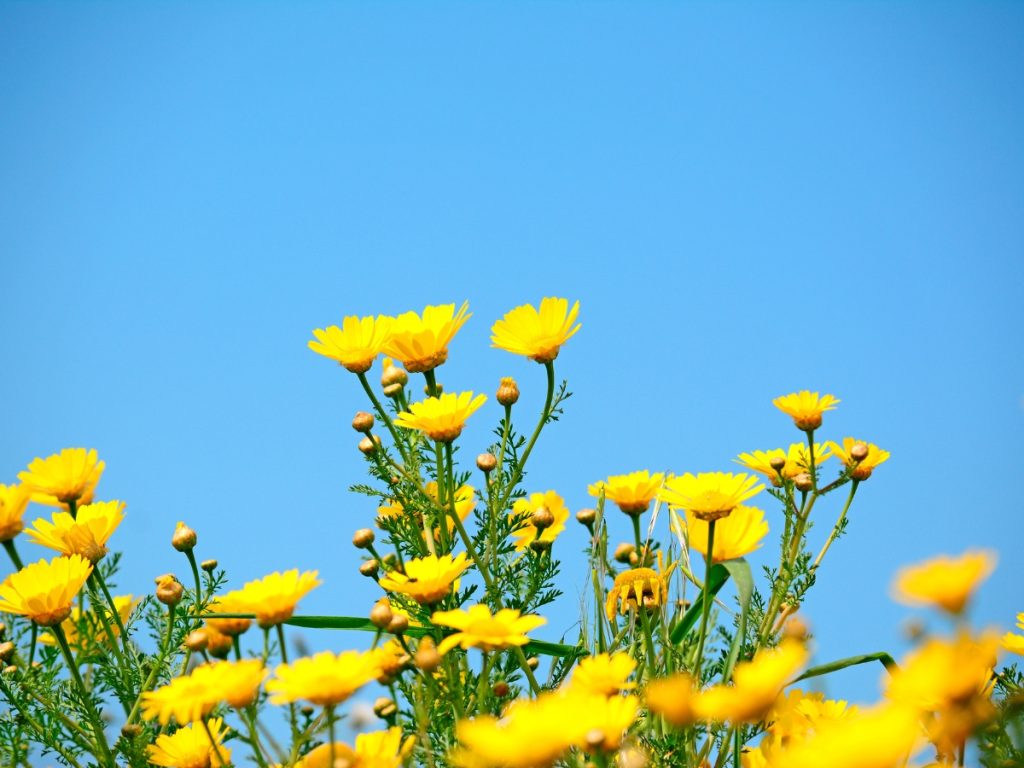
[0,554,93,626]
[646,672,697,726]
[147,717,231,768]
[772,391,840,431]
[510,490,569,550]
[43,593,137,649]
[892,550,996,614]
[395,391,487,442]
[0,483,31,542]
[694,639,808,723]
[25,500,126,563]
[569,652,637,696]
[683,505,769,563]
[431,604,546,655]
[267,649,381,706]
[19,447,105,507]
[204,593,253,636]
[491,297,581,364]
[308,315,394,374]
[230,569,321,628]
[588,471,665,516]
[828,437,890,481]
[379,552,470,605]
[735,443,832,485]
[605,556,675,621]
[296,727,415,768]
[383,302,471,373]
[659,472,764,522]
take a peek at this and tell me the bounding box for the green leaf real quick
[670,563,729,644]
[720,558,754,681]
[789,651,899,685]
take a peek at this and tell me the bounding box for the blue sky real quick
[2,1,1022,711]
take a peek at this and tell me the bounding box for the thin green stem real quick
[435,440,449,551]
[637,605,659,683]
[630,514,644,557]
[242,706,271,768]
[276,623,299,746]
[693,520,717,680]
[2,539,24,570]
[810,481,859,576]
[53,624,115,767]
[358,371,410,464]
[185,549,204,606]
[497,361,555,513]
[0,676,86,768]
[127,603,176,725]
[327,705,337,767]
[805,429,818,492]
[92,568,136,665]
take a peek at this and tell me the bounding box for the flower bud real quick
[0,642,15,663]
[614,542,636,564]
[415,637,442,672]
[383,382,404,399]
[476,453,497,473]
[618,746,649,768]
[628,551,640,567]
[381,359,408,388]
[352,412,375,433]
[352,528,376,549]
[183,629,209,653]
[530,507,555,530]
[527,656,539,670]
[171,521,197,552]
[373,696,398,718]
[121,723,143,739]
[205,629,233,659]
[358,435,382,455]
[584,728,607,752]
[359,559,380,578]
[769,456,787,472]
[387,613,409,635]
[492,680,509,697]
[575,508,596,527]
[782,615,809,641]
[155,575,184,607]
[200,559,218,573]
[850,442,870,462]
[496,377,520,406]
[530,539,552,554]
[793,472,814,492]
[369,600,393,629]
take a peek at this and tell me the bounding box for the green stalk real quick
[358,371,410,464]
[692,520,717,680]
[2,539,24,570]
[809,481,860,575]
[277,624,299,745]
[327,705,337,767]
[497,361,555,512]
[127,603,176,724]
[52,624,115,767]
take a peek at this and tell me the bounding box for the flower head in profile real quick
[141,669,219,725]
[568,652,637,696]
[26,500,126,563]
[394,391,487,442]
[308,315,394,374]
[745,689,858,766]
[605,555,675,621]
[232,569,322,628]
[378,552,470,605]
[659,472,764,522]
[772,391,840,431]
[204,593,253,636]
[509,490,570,550]
[735,443,832,486]
[43,593,137,649]
[200,659,268,709]
[19,447,105,507]
[147,717,231,768]
[383,302,471,373]
[267,649,381,706]
[0,483,31,542]
[0,554,93,626]
[1002,613,1024,656]
[431,604,546,655]
[892,549,996,614]
[828,437,890,481]
[491,297,581,363]
[680,505,769,563]
[295,727,415,768]
[588,470,665,516]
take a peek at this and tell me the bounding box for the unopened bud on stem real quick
[171,522,197,552]
[496,377,520,406]
[352,412,375,433]
[793,472,814,492]
[476,453,497,473]
[352,528,375,549]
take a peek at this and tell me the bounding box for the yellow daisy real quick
[735,443,832,485]
[490,297,581,363]
[0,554,93,626]
[509,490,569,550]
[18,447,105,507]
[588,470,665,516]
[383,302,471,373]
[568,652,637,696]
[25,500,125,563]
[659,472,764,522]
[147,717,231,768]
[42,593,137,649]
[424,481,476,536]
[828,437,890,481]
[267,649,381,706]
[308,315,394,374]
[693,639,808,723]
[200,659,268,709]
[295,727,415,768]
[605,556,675,621]
[683,505,769,563]
[141,671,219,725]
[0,483,31,542]
[231,569,322,628]
[431,604,546,655]
[571,690,639,752]
[204,593,253,636]
[646,672,697,727]
[892,549,996,614]
[378,552,470,605]
[394,391,487,442]
[772,391,840,431]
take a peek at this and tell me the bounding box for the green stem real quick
[435,440,449,551]
[497,361,555,513]
[693,520,716,681]
[637,606,659,683]
[202,716,230,767]
[92,568,136,665]
[2,539,24,570]
[185,549,204,606]
[358,371,410,464]
[52,624,115,767]
[277,623,299,746]
[630,515,644,557]
[242,706,271,768]
[127,603,176,725]
[805,429,818,492]
[809,481,859,576]
[513,646,542,695]
[327,705,337,767]
[0,676,86,768]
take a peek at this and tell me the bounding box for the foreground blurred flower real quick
[203,659,268,708]
[142,670,219,725]
[828,437,890,481]
[378,552,470,605]
[892,549,996,614]
[605,557,675,621]
[682,505,769,563]
[232,569,322,628]
[646,672,697,726]
[267,649,381,706]
[588,470,665,516]
[744,689,858,767]
[0,554,93,626]
[308,315,394,374]
[659,472,764,522]
[490,297,581,363]
[394,391,487,442]
[18,447,105,507]
[1002,613,1024,656]
[0,483,31,541]
[772,391,840,431]
[383,301,471,373]
[295,727,415,768]
[694,639,809,723]
[25,500,125,563]
[147,717,231,768]
[510,490,569,550]
[735,443,831,485]
[431,604,546,654]
[568,652,637,696]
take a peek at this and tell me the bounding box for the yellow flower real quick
[204,593,253,636]
[588,471,665,516]
[25,500,126,563]
[0,483,31,541]
[490,297,581,363]
[682,505,769,563]
[379,552,470,605]
[201,659,268,708]
[383,302,471,373]
[828,437,890,481]
[19,447,105,507]
[573,691,639,751]
[423,481,476,537]
[892,549,996,614]
[605,556,675,621]
[772,391,840,431]
[646,672,697,726]
[510,490,569,550]
[295,727,415,768]
[659,472,764,522]
[147,717,231,768]
[394,391,487,442]
[231,569,322,628]
[308,315,394,374]
[431,603,546,655]
[693,639,808,723]
[568,652,637,696]
[0,554,93,626]
[142,672,218,725]
[1002,613,1024,656]
[745,689,857,766]
[735,443,832,486]
[266,649,381,707]
[42,594,137,649]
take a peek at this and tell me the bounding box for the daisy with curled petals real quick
[1003,613,1024,656]
[0,554,92,626]
[659,472,764,522]
[568,652,637,696]
[267,649,381,706]
[147,717,231,768]
[588,470,665,516]
[383,302,471,373]
[509,490,569,550]
[772,391,840,431]
[491,297,581,363]
[18,447,105,507]
[679,505,769,563]
[0,483,31,542]
[431,604,546,655]
[735,443,832,486]
[394,391,487,442]
[295,727,415,768]
[605,555,676,621]
[828,437,890,481]
[232,569,322,628]
[26,500,125,563]
[892,549,996,615]
[308,315,394,374]
[378,552,470,605]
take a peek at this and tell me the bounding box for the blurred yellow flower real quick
[0,483,31,542]
[892,549,996,614]
[772,391,840,431]
[202,659,268,709]
[204,593,253,636]
[605,557,675,621]
[431,603,546,655]
[147,717,231,768]
[735,443,832,485]
[568,652,637,696]
[267,649,381,707]
[659,472,764,522]
[383,302,471,373]
[295,727,415,768]
[490,297,580,363]
[232,569,322,628]
[142,671,218,725]
[308,315,394,374]
[683,505,769,563]
[588,470,665,516]
[1002,613,1024,656]
[0,554,93,626]
[42,593,137,649]
[744,689,857,767]
[19,447,105,507]
[574,691,639,751]
[379,552,470,605]
[646,672,697,726]
[694,639,808,723]
[828,437,890,481]
[424,481,476,537]
[395,391,487,442]
[510,490,569,550]
[25,500,126,563]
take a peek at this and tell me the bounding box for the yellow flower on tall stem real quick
[378,552,470,604]
[659,472,764,522]
[394,391,487,442]
[231,569,322,628]
[735,443,832,485]
[431,603,546,654]
[141,670,219,725]
[772,391,840,431]
[0,483,31,542]
[892,549,996,614]
[18,447,105,508]
[267,649,381,706]
[509,490,569,550]
[588,470,664,516]
[682,505,769,563]
[0,554,93,626]
[25,500,126,563]
[147,717,231,768]
[308,315,394,373]
[490,297,580,363]
[201,659,268,708]
[383,302,471,373]
[828,437,890,481]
